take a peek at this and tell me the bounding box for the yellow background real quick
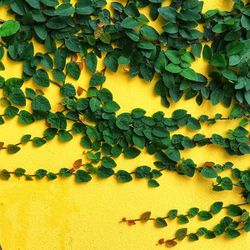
[0,1,249,249]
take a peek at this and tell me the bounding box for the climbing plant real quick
[0,0,249,248]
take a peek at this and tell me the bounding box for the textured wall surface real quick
[0,1,249,249]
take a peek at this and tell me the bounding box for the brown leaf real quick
[157,238,165,245]
[127,220,136,226]
[0,142,4,150]
[36,89,44,95]
[69,168,75,173]
[94,27,103,39]
[203,162,215,167]
[45,121,51,128]
[71,54,78,62]
[77,87,84,96]
[73,159,82,169]
[123,66,130,72]
[140,211,151,222]
[98,21,105,28]
[57,103,65,112]
[100,67,106,75]
[77,62,83,71]
[165,240,177,248]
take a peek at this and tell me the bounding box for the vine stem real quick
[121,202,249,224]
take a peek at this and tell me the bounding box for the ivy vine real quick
[0,0,249,248]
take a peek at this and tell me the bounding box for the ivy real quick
[0,0,249,248]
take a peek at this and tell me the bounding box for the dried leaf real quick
[165,240,177,248]
[77,62,83,71]
[140,211,151,222]
[73,159,82,169]
[71,54,78,62]
[123,66,130,72]
[127,220,136,226]
[203,162,215,167]
[157,238,165,245]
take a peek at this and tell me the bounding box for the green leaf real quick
[178,215,189,224]
[88,98,100,113]
[102,156,117,169]
[4,106,19,119]
[152,127,169,138]
[21,134,31,144]
[0,169,10,180]
[203,45,212,61]
[124,147,141,159]
[25,0,40,9]
[210,54,227,68]
[58,130,73,142]
[118,56,130,65]
[34,25,47,40]
[116,170,132,183]
[220,177,233,190]
[191,43,202,57]
[121,17,139,29]
[35,169,47,179]
[176,228,187,241]
[188,233,199,241]
[85,52,97,73]
[7,144,20,154]
[32,137,46,147]
[89,73,106,87]
[31,95,51,112]
[75,0,94,15]
[135,166,151,178]
[55,3,75,16]
[103,101,120,113]
[201,166,217,178]
[97,167,114,178]
[66,62,80,80]
[199,211,213,221]
[165,50,180,64]
[140,26,158,41]
[226,229,240,238]
[44,128,57,141]
[227,205,242,216]
[241,15,250,30]
[104,53,118,72]
[172,109,187,120]
[14,168,26,177]
[33,69,49,87]
[47,172,57,180]
[158,6,176,22]
[47,112,66,130]
[65,37,80,53]
[187,117,201,130]
[155,217,167,228]
[116,113,132,130]
[0,20,20,37]
[210,202,223,214]
[59,168,72,177]
[166,148,180,162]
[180,68,199,81]
[9,88,26,106]
[18,110,34,125]
[60,84,76,98]
[75,170,92,182]
[188,207,199,218]
[168,209,178,219]
[148,179,160,187]
[166,63,181,73]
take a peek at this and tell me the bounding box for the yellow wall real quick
[0,1,249,250]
